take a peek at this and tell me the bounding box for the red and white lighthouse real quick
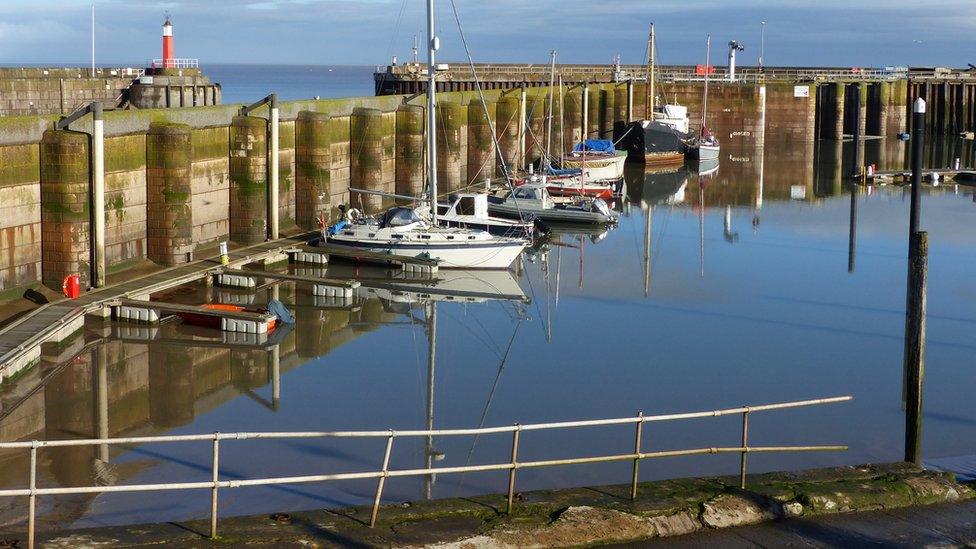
[162,16,174,68]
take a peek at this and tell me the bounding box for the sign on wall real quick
[794,85,810,98]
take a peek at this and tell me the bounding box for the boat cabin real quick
[509,184,555,208]
[445,193,490,220]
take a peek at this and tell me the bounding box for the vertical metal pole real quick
[269,93,280,240]
[739,410,749,490]
[909,98,926,236]
[582,83,589,141]
[851,83,863,178]
[518,83,527,169]
[270,345,281,410]
[370,432,395,528]
[96,346,109,462]
[904,232,929,465]
[626,79,634,122]
[210,436,220,539]
[848,185,858,273]
[507,425,521,514]
[91,102,106,288]
[739,411,750,489]
[28,444,37,549]
[426,0,439,221]
[631,412,643,500]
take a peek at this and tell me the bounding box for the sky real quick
[0,0,973,68]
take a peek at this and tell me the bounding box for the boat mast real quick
[701,34,711,138]
[558,75,565,166]
[647,22,655,118]
[426,0,439,223]
[545,50,556,172]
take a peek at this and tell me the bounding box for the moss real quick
[162,189,190,204]
[191,127,228,161]
[0,143,39,187]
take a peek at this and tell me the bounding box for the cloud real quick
[0,0,972,67]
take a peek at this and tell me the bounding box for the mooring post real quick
[904,231,928,465]
[91,101,106,288]
[851,83,862,179]
[269,93,280,240]
[909,98,925,235]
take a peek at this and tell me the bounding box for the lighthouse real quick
[162,16,174,68]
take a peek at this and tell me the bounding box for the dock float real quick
[311,243,439,276]
[0,233,317,380]
[112,299,276,334]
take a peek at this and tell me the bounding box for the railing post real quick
[507,424,521,514]
[370,431,396,528]
[739,410,750,489]
[210,435,220,539]
[28,442,37,549]
[631,411,643,500]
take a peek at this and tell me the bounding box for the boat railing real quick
[2,395,852,547]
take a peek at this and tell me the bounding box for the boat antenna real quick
[426,0,439,223]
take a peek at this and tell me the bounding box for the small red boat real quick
[176,304,279,332]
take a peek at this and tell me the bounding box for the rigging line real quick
[520,254,547,340]
[455,318,522,485]
[446,0,528,222]
[439,307,505,360]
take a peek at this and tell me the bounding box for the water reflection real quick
[3,137,976,529]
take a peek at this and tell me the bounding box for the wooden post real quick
[904,231,928,465]
[909,98,926,236]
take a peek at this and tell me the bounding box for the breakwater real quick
[0,67,221,116]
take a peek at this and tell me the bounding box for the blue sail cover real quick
[572,139,616,154]
[546,166,582,176]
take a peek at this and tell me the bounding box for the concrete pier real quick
[295,111,331,229]
[350,107,386,212]
[526,95,545,167]
[39,130,90,290]
[395,105,425,200]
[494,95,520,177]
[586,85,601,139]
[467,101,495,186]
[146,123,193,265]
[563,87,583,151]
[229,116,267,244]
[436,101,465,192]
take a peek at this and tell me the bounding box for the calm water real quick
[3,68,976,528]
[206,64,376,103]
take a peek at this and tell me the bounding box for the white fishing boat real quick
[560,140,627,181]
[321,0,527,270]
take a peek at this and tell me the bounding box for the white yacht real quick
[321,0,527,270]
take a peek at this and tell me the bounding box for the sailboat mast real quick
[649,23,655,117]
[558,75,565,165]
[545,50,556,172]
[701,34,711,137]
[426,0,439,223]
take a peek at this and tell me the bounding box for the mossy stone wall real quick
[295,111,332,229]
[395,105,425,202]
[0,143,41,290]
[467,101,496,186]
[229,116,267,244]
[146,123,193,265]
[39,130,90,290]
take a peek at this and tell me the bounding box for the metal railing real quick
[150,58,200,69]
[2,395,851,548]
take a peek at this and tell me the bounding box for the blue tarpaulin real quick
[572,139,616,154]
[547,167,582,176]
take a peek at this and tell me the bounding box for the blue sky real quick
[0,0,973,68]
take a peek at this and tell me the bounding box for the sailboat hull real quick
[324,237,526,270]
[616,121,690,165]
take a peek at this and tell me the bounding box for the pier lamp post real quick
[56,102,106,289]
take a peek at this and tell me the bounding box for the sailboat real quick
[323,0,527,269]
[616,22,694,167]
[689,35,721,162]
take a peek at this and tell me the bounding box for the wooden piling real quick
[903,231,928,465]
